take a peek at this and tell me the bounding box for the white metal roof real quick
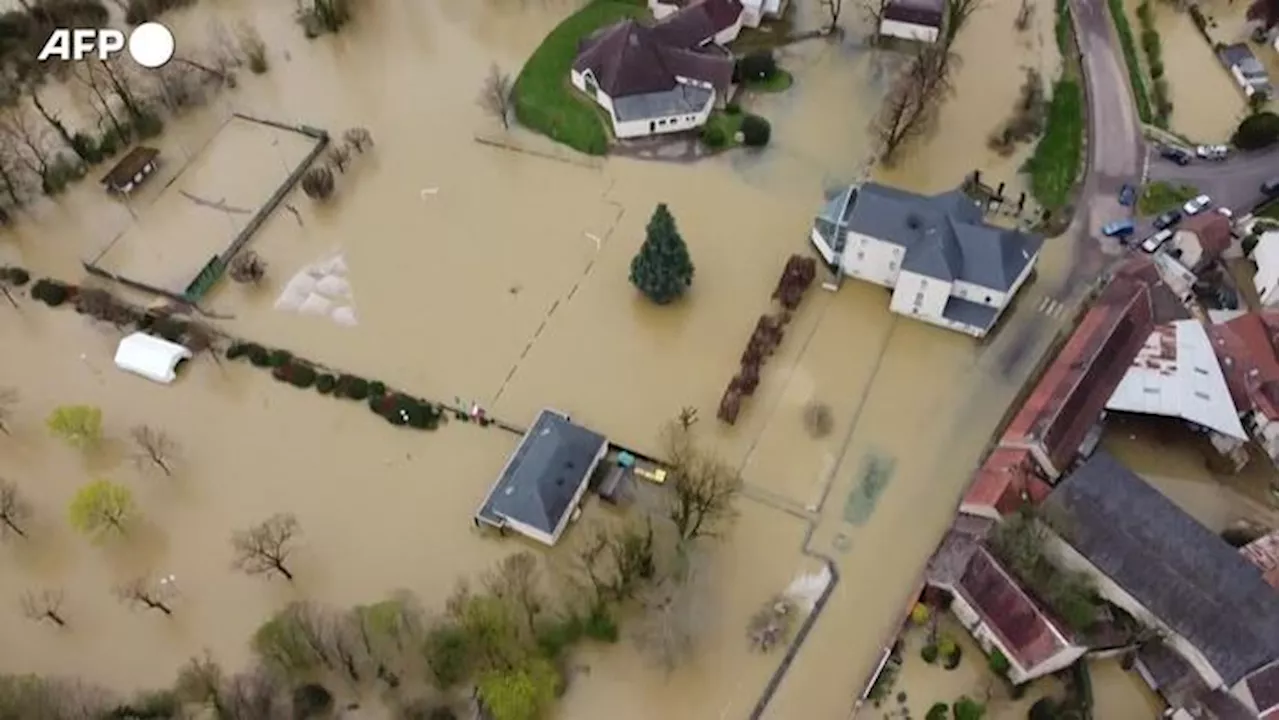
[1106,320,1247,439]
[114,332,192,384]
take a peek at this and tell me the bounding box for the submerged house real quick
[101,146,159,195]
[572,3,737,139]
[1209,310,1280,465]
[879,0,946,43]
[1248,230,1278,308]
[651,0,786,28]
[810,183,1043,338]
[1169,213,1233,274]
[474,409,609,546]
[924,515,1088,685]
[1221,43,1273,97]
[1042,451,1279,716]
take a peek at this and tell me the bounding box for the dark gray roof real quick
[1043,451,1279,685]
[838,183,1044,290]
[942,296,1000,330]
[482,410,607,536]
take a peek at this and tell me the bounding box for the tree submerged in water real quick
[629,203,694,305]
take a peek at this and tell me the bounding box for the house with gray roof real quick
[474,409,609,546]
[570,6,737,140]
[1041,451,1279,709]
[1220,43,1273,98]
[811,182,1044,337]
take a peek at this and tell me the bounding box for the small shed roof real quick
[114,332,192,384]
[101,146,159,190]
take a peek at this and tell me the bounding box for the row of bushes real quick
[1135,2,1172,126]
[225,342,450,431]
[1107,0,1154,125]
[0,266,30,287]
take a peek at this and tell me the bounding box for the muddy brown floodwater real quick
[2,0,1075,717]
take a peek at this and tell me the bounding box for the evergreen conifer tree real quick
[629,203,694,304]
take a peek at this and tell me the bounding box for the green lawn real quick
[512,0,647,155]
[1137,181,1198,215]
[1025,79,1084,211]
[1106,0,1154,125]
[1256,199,1278,219]
[742,69,793,93]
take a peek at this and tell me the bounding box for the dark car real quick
[1263,177,1279,198]
[1153,209,1182,230]
[1160,145,1193,166]
[1118,184,1137,206]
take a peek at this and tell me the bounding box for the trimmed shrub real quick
[738,50,778,82]
[291,683,333,718]
[943,644,963,670]
[153,318,187,343]
[741,114,771,147]
[989,648,1011,675]
[921,643,939,663]
[316,374,337,394]
[583,605,619,642]
[246,344,271,367]
[701,124,727,148]
[1028,698,1059,720]
[32,279,69,307]
[1,267,30,285]
[1233,111,1279,150]
[226,343,248,360]
[287,364,318,388]
[725,101,742,114]
[267,349,292,368]
[369,380,387,397]
[927,703,950,720]
[342,376,370,400]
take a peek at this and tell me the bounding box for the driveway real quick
[1147,147,1278,215]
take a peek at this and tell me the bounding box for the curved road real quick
[1148,148,1278,215]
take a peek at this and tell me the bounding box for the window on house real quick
[888,262,897,271]
[956,286,967,298]
[1143,387,1160,394]
[1194,391,1211,400]
[856,251,865,260]
[914,292,924,304]
[1194,367,1209,375]
[984,296,993,304]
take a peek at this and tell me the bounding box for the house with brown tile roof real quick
[925,518,1087,684]
[1209,310,1279,464]
[959,447,1053,520]
[997,258,1188,481]
[572,2,739,140]
[1171,213,1234,272]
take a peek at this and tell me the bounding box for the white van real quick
[1141,229,1174,253]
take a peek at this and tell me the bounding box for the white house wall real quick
[953,280,1007,309]
[810,227,836,265]
[570,68,714,140]
[889,270,951,320]
[1044,532,1228,689]
[649,0,679,20]
[1251,231,1278,308]
[841,231,903,285]
[880,19,940,43]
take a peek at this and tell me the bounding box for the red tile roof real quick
[1209,311,1280,421]
[1181,213,1233,260]
[957,548,1072,671]
[1000,259,1163,478]
[962,447,1053,517]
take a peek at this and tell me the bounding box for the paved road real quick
[1147,148,1278,216]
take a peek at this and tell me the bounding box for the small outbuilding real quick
[114,332,192,384]
[101,146,160,194]
[474,409,609,546]
[879,0,945,43]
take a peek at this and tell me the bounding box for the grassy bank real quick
[512,0,647,155]
[1137,181,1197,215]
[1026,79,1085,210]
[1135,1,1171,126]
[1256,199,1279,219]
[1106,0,1154,125]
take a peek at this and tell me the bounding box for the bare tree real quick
[944,0,986,48]
[0,478,30,539]
[0,131,31,208]
[73,62,128,140]
[130,425,180,476]
[301,166,335,200]
[632,547,710,672]
[676,406,699,430]
[174,652,226,712]
[820,0,845,32]
[662,423,742,543]
[232,514,301,581]
[484,551,543,633]
[343,127,373,153]
[21,589,67,627]
[746,595,797,652]
[220,665,284,720]
[858,0,893,40]
[0,103,51,181]
[326,144,351,173]
[1014,0,1034,31]
[114,576,175,615]
[184,322,223,366]
[477,64,513,130]
[0,386,16,434]
[228,250,267,284]
[26,85,87,163]
[873,44,952,163]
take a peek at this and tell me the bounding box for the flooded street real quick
[2,0,1080,717]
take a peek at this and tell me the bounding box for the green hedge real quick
[1107,0,1154,124]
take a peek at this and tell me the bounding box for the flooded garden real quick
[0,0,1085,717]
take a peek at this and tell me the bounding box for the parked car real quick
[1262,177,1279,197]
[1160,145,1193,165]
[1153,209,1183,230]
[1216,207,1233,219]
[1195,144,1229,161]
[1183,194,1212,215]
[1118,184,1137,206]
[1103,219,1136,238]
[1141,228,1175,253]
